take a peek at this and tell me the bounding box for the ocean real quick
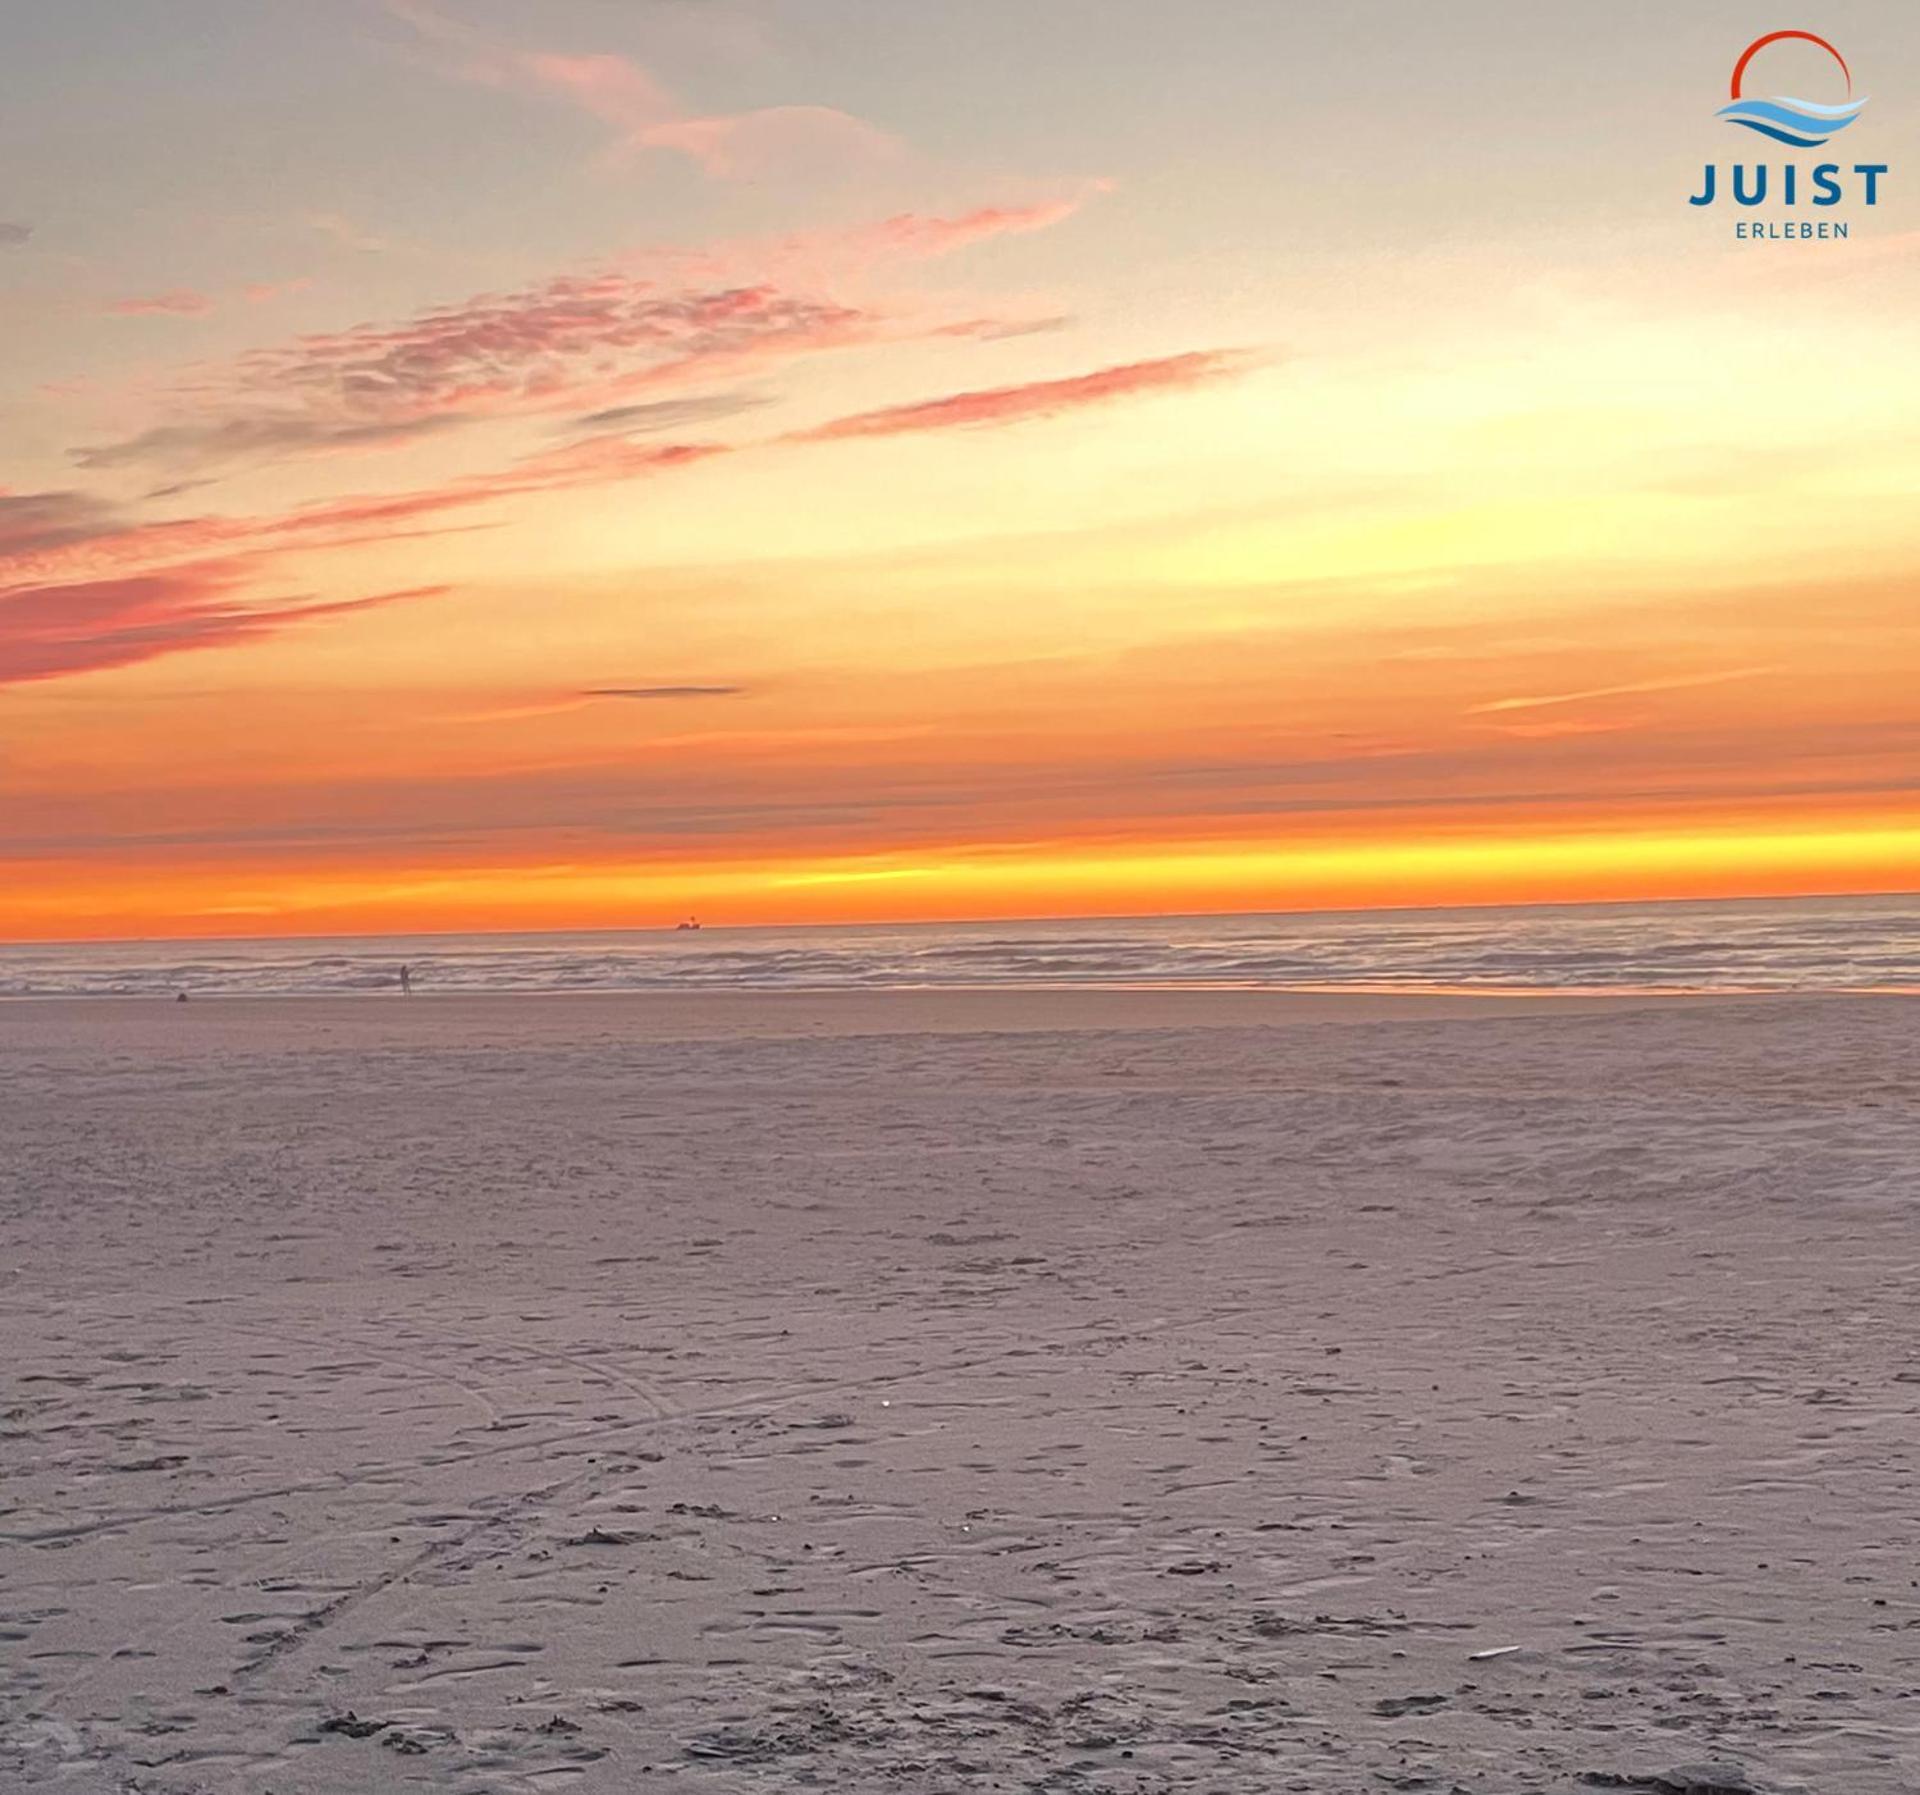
[0,893,1914,1000]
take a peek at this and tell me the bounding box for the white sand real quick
[2,990,1916,1793]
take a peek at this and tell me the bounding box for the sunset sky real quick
[3,0,1917,939]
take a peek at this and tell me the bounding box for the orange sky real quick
[2,4,1916,939]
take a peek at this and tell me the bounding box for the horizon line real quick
[3,884,1913,953]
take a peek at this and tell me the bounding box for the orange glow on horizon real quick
[4,815,1914,942]
[5,11,1917,940]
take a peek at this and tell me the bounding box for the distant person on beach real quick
[399,964,412,996]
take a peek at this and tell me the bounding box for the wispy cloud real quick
[0,222,30,248]
[73,414,458,475]
[246,280,870,426]
[19,330,1256,694]
[801,349,1262,442]
[567,391,773,436]
[438,681,747,725]
[308,212,390,254]
[0,490,130,559]
[584,684,744,700]
[242,278,313,305]
[655,189,1104,291]
[102,279,310,330]
[845,195,1108,264]
[1466,667,1774,716]
[13,447,721,581]
[385,0,897,180]
[2,439,722,686]
[107,289,217,318]
[68,278,867,476]
[529,50,898,179]
[0,564,446,686]
[932,314,1073,343]
[251,438,728,545]
[71,196,1091,477]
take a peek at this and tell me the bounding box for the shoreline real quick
[4,985,1909,1064]
[8,895,1909,1019]
[0,984,1866,1043]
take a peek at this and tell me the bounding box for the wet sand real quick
[2,990,1916,1793]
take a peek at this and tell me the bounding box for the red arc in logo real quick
[1729,29,1852,101]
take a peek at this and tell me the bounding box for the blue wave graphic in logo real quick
[1718,93,1869,147]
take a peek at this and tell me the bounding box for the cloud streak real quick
[0,563,447,686]
[107,289,217,318]
[73,414,458,475]
[800,349,1262,442]
[67,277,869,475]
[71,195,1093,476]
[847,196,1107,264]
[584,684,744,700]
[1466,667,1774,715]
[2,438,722,686]
[386,1,897,180]
[1,491,132,560]
[308,212,390,254]
[281,280,870,414]
[568,392,773,436]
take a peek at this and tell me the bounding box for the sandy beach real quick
[2,989,1917,1794]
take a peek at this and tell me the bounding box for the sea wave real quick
[0,895,1914,1000]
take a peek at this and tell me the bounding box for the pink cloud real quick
[242,278,313,305]
[259,217,1085,426]
[106,280,308,321]
[264,438,728,540]
[389,3,897,180]
[240,278,876,426]
[0,560,447,685]
[308,212,391,254]
[108,289,216,318]
[633,105,899,181]
[0,490,128,560]
[800,349,1262,442]
[853,195,1108,263]
[521,49,680,124]
[74,416,459,479]
[2,439,723,686]
[657,190,1104,290]
[77,194,1094,474]
[0,499,246,589]
[20,336,1250,687]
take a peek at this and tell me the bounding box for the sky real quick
[2,0,1917,939]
